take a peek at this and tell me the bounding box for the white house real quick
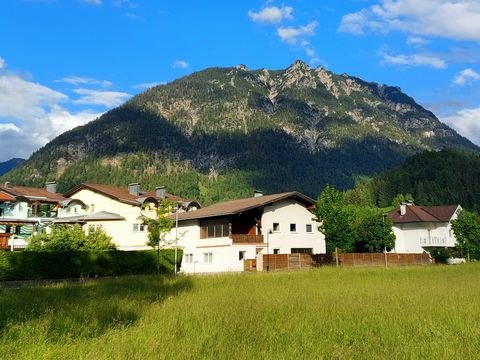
[166,191,326,273]
[61,183,199,250]
[387,203,461,253]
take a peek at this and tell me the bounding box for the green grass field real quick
[1,264,480,359]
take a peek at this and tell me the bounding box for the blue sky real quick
[1,0,480,161]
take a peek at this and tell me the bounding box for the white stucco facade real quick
[390,205,461,254]
[168,198,325,274]
[262,200,325,255]
[69,189,155,250]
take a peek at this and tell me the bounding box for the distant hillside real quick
[370,149,480,211]
[0,158,25,176]
[2,61,477,204]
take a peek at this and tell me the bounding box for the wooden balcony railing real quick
[231,234,264,244]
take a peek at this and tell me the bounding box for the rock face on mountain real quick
[2,61,477,203]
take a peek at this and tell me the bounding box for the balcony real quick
[231,234,264,244]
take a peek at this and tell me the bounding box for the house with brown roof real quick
[62,183,199,250]
[387,202,461,253]
[0,182,86,249]
[164,191,325,273]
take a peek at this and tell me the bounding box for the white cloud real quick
[277,21,318,45]
[72,88,131,107]
[0,74,67,120]
[452,68,480,86]
[441,108,480,146]
[81,0,102,5]
[381,53,447,69]
[0,73,101,161]
[406,36,429,47]
[248,5,294,24]
[133,81,165,90]
[172,60,189,69]
[0,56,5,70]
[55,75,112,88]
[113,0,136,8]
[339,0,480,42]
[0,123,21,133]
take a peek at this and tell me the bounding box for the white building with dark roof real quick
[166,191,325,273]
[63,183,199,250]
[387,203,462,253]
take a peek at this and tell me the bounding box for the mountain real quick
[2,61,477,204]
[0,158,25,176]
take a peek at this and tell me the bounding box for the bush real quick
[430,248,452,264]
[27,225,117,251]
[0,249,182,281]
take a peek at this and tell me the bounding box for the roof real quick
[387,204,460,224]
[64,183,188,207]
[0,185,65,203]
[54,211,126,223]
[175,192,315,222]
[0,191,16,202]
[0,218,37,225]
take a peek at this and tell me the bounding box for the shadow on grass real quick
[0,275,193,342]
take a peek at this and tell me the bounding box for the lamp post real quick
[382,213,388,268]
[266,229,272,272]
[174,203,179,275]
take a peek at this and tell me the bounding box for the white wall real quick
[166,220,261,273]
[0,201,29,219]
[169,199,326,274]
[393,222,457,253]
[70,189,153,250]
[261,200,325,254]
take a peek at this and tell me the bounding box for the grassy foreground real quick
[1,265,480,359]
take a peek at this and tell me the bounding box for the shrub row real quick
[0,249,182,281]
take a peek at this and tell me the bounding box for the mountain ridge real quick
[2,61,477,204]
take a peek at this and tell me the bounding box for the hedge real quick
[0,249,183,281]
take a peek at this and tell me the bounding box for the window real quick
[291,248,313,254]
[15,226,21,235]
[133,223,145,232]
[200,219,229,239]
[273,223,280,232]
[273,249,280,254]
[89,224,103,233]
[204,252,213,263]
[306,224,313,233]
[239,251,246,261]
[290,223,297,232]
[90,204,95,214]
[184,254,193,264]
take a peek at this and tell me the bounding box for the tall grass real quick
[1,265,480,359]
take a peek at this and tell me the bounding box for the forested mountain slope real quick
[370,149,480,211]
[2,61,477,204]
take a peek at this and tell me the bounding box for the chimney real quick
[45,181,57,193]
[155,186,166,199]
[400,203,407,216]
[254,190,263,198]
[128,182,141,196]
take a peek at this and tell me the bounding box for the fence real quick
[262,252,432,271]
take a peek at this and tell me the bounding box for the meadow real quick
[1,264,479,359]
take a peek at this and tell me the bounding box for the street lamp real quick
[266,229,273,272]
[174,203,179,275]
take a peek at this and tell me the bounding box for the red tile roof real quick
[387,204,460,224]
[64,183,188,206]
[175,192,315,221]
[0,191,16,202]
[0,185,65,203]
